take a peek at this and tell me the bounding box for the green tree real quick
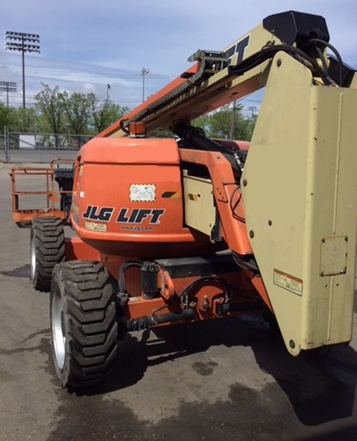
[63,91,96,148]
[63,92,96,134]
[206,105,235,139]
[92,100,128,133]
[190,114,210,134]
[34,84,66,147]
[11,107,39,132]
[0,101,15,133]
[193,104,257,141]
[239,112,257,141]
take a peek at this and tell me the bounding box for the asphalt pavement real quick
[0,161,357,441]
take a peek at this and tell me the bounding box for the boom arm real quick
[98,11,355,138]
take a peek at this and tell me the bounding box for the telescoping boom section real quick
[13,11,357,389]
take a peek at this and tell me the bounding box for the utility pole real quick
[229,100,237,139]
[141,67,150,102]
[0,81,17,107]
[5,31,40,108]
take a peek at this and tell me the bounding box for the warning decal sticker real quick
[130,184,155,202]
[273,269,303,296]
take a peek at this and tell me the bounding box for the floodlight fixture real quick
[0,81,17,107]
[4,31,41,108]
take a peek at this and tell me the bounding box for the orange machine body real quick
[64,135,269,322]
[70,136,228,257]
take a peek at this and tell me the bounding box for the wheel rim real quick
[30,235,36,282]
[51,284,66,370]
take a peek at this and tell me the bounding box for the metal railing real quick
[10,158,75,227]
[0,129,93,163]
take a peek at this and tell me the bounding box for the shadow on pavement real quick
[84,312,357,427]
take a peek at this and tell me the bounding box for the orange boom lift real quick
[10,11,357,389]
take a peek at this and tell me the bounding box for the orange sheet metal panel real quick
[70,137,223,257]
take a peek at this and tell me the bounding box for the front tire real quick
[50,260,118,388]
[30,217,65,291]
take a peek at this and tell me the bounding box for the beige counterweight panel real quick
[242,52,357,355]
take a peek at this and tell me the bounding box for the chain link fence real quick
[0,129,93,163]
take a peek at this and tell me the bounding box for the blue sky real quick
[1,0,356,111]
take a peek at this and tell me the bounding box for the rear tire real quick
[30,217,65,291]
[50,260,118,388]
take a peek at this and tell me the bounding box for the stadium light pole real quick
[4,31,40,108]
[0,81,17,107]
[141,67,150,102]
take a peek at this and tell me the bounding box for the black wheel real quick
[50,260,118,388]
[30,217,65,291]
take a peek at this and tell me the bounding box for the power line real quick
[4,63,174,80]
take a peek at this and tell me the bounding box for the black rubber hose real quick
[118,261,142,294]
